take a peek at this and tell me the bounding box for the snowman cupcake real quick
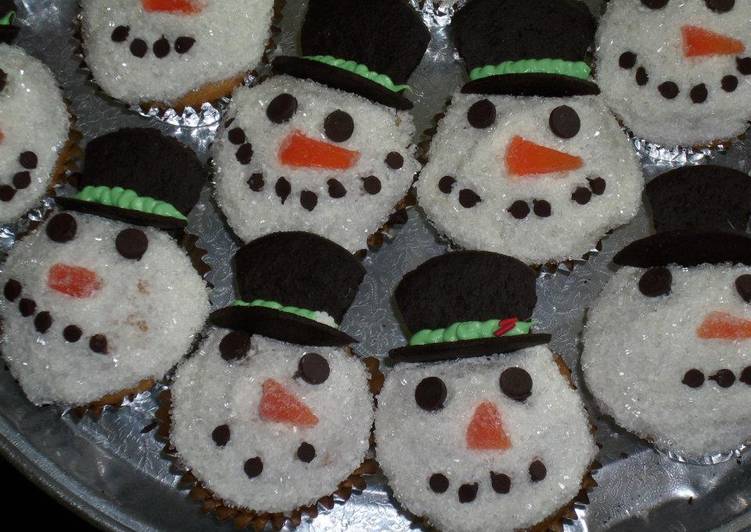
[583,165,751,459]
[80,0,275,109]
[1,43,71,225]
[376,251,597,532]
[170,232,374,524]
[1,128,209,407]
[0,1,19,44]
[212,0,429,253]
[597,0,751,147]
[416,0,643,265]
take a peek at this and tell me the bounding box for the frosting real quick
[469,59,591,81]
[416,93,642,264]
[171,332,374,513]
[80,0,275,105]
[596,0,751,146]
[0,44,70,225]
[583,263,751,457]
[0,211,209,405]
[233,298,338,328]
[409,319,532,346]
[214,75,419,253]
[0,11,14,25]
[375,347,597,532]
[304,55,409,93]
[75,185,187,220]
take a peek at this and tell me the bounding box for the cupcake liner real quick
[155,349,382,530]
[360,191,417,257]
[72,0,287,127]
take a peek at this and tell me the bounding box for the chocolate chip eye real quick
[298,352,330,384]
[415,376,447,411]
[638,267,672,297]
[641,0,668,8]
[46,213,77,243]
[499,367,532,402]
[467,99,496,129]
[736,274,751,302]
[706,0,734,13]
[324,110,354,142]
[549,105,580,139]
[116,228,149,260]
[266,93,298,124]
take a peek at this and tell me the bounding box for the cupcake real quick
[0,128,209,407]
[416,0,643,265]
[0,43,72,225]
[583,165,751,459]
[170,232,375,525]
[596,0,751,147]
[80,0,275,110]
[212,0,429,253]
[375,251,597,532]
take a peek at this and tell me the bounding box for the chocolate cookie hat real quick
[272,0,430,110]
[0,1,18,44]
[211,232,366,346]
[615,166,751,268]
[389,251,551,363]
[453,0,599,97]
[56,128,206,230]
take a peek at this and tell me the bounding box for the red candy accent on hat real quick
[494,317,519,337]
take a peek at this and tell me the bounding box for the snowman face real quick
[375,347,596,532]
[0,44,69,224]
[417,94,642,264]
[170,331,374,513]
[583,263,751,456]
[213,75,419,253]
[597,0,751,145]
[80,0,274,105]
[0,211,209,405]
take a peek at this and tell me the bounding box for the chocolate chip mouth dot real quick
[529,459,547,482]
[211,424,231,447]
[243,457,263,479]
[296,442,316,463]
[429,473,449,493]
[490,471,511,494]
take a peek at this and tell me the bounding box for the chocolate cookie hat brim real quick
[614,230,751,268]
[210,306,355,347]
[461,73,600,97]
[273,56,413,110]
[389,334,552,363]
[55,197,187,230]
[615,166,751,267]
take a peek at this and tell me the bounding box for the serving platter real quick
[1,1,751,530]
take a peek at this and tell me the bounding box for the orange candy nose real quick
[466,401,512,450]
[258,379,319,427]
[278,131,360,170]
[682,25,745,57]
[505,136,583,177]
[697,311,751,339]
[142,0,202,14]
[47,263,102,299]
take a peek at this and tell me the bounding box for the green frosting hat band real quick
[304,55,409,93]
[0,11,14,26]
[409,318,532,347]
[469,59,591,82]
[233,299,339,328]
[74,186,187,221]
